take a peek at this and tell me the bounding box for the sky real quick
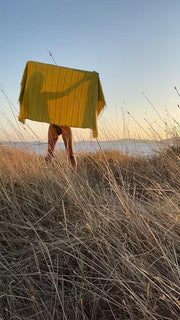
[0,0,180,142]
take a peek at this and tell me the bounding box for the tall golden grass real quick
[0,144,180,319]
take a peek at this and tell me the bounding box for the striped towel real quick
[18,61,106,137]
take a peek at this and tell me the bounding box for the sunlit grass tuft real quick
[0,144,180,319]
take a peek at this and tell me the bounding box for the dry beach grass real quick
[0,144,180,319]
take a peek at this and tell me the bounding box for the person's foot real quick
[45,154,54,163]
[70,154,77,172]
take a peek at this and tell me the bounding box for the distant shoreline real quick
[1,138,178,156]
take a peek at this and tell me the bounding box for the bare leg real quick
[45,124,59,163]
[61,126,77,171]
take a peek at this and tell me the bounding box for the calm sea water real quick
[1,140,164,157]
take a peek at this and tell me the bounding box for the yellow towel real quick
[19,61,106,137]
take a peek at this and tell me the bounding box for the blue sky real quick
[0,0,180,141]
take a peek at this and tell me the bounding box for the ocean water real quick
[1,139,164,157]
